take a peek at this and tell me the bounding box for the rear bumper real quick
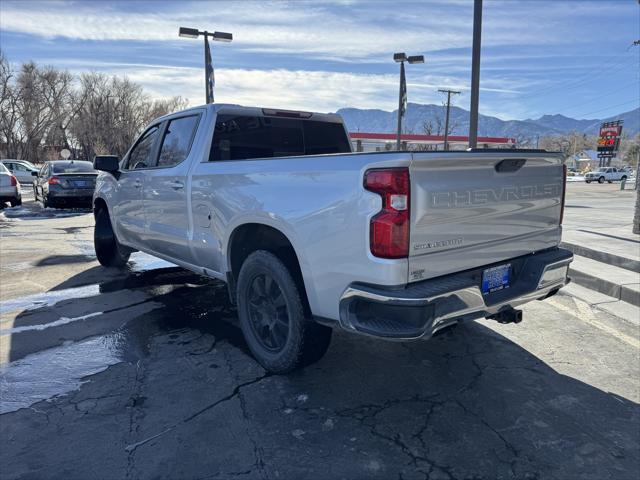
[48,189,94,204]
[0,186,21,201]
[338,248,573,340]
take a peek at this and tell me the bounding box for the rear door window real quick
[210,115,350,161]
[156,115,200,168]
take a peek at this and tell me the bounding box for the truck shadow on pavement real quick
[2,264,638,480]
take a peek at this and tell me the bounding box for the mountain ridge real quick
[335,103,639,139]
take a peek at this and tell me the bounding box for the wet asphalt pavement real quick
[0,193,639,480]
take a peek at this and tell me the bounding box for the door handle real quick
[168,180,184,190]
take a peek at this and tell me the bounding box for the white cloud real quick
[57,61,527,116]
[0,0,567,61]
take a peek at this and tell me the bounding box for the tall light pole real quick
[468,0,483,149]
[438,89,460,151]
[179,27,233,104]
[394,52,425,150]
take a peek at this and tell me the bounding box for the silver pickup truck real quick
[93,104,573,373]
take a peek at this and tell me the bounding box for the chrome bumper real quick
[338,248,573,340]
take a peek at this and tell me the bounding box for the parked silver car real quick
[0,163,22,207]
[1,159,39,186]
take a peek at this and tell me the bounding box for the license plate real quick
[482,263,511,295]
[75,181,87,187]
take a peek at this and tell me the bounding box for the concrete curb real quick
[561,242,640,273]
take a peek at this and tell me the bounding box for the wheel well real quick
[94,197,107,216]
[228,223,311,316]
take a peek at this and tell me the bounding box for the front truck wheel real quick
[94,207,130,267]
[237,250,332,374]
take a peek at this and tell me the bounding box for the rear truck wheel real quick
[585,180,591,183]
[94,207,130,267]
[42,194,53,208]
[10,198,21,207]
[33,186,38,200]
[598,176,605,184]
[236,250,332,374]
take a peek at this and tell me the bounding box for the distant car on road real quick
[1,159,39,186]
[0,163,22,207]
[33,160,98,208]
[584,167,628,184]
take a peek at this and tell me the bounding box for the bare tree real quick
[1,53,188,162]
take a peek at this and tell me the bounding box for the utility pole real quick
[468,0,483,149]
[438,89,460,151]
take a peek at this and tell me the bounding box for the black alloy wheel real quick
[247,273,289,352]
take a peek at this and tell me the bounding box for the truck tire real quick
[585,180,591,184]
[42,194,53,208]
[10,198,21,207]
[94,207,130,267]
[236,250,332,373]
[598,176,605,184]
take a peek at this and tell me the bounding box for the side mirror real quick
[31,170,38,176]
[94,155,120,174]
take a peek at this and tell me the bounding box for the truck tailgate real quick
[408,151,564,282]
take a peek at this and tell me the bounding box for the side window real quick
[126,126,160,170]
[157,115,200,168]
[14,163,28,172]
[4,163,14,171]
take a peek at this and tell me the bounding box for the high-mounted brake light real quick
[364,168,410,259]
[261,108,312,119]
[559,164,567,225]
[10,175,17,187]
[48,176,60,185]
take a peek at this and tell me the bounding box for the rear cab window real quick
[209,114,351,161]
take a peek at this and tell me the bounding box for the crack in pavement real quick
[123,348,271,456]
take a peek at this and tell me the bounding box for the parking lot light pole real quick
[179,27,233,104]
[394,53,425,150]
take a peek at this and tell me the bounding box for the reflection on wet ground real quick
[1,256,247,414]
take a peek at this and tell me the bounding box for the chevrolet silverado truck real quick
[93,104,573,373]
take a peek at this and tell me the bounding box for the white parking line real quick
[547,297,640,349]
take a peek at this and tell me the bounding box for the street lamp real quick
[394,52,425,150]
[179,27,233,104]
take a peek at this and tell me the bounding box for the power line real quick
[524,52,637,98]
[572,98,639,119]
[549,80,639,115]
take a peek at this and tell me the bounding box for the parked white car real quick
[0,163,22,207]
[584,167,629,184]
[1,159,39,186]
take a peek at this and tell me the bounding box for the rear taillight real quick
[10,175,17,186]
[364,168,410,259]
[560,164,567,225]
[48,176,60,185]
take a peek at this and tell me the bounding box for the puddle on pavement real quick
[0,259,248,414]
[0,331,144,414]
[0,284,101,315]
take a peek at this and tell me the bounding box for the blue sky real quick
[0,0,638,120]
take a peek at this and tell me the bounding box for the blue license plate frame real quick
[481,263,511,295]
